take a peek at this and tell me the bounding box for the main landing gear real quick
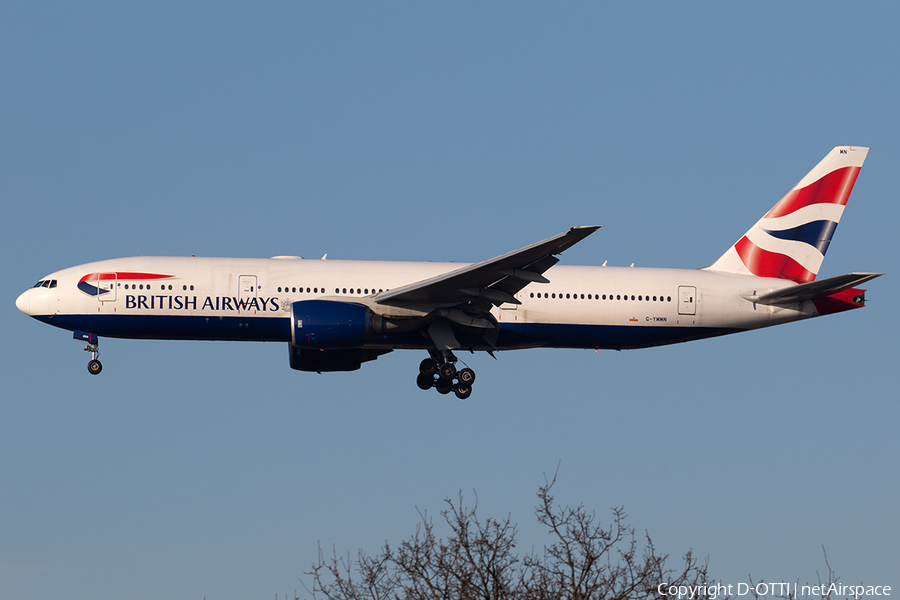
[85,342,102,375]
[416,352,476,400]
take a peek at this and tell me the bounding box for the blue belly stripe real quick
[35,314,744,351]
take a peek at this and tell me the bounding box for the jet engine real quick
[290,300,380,349]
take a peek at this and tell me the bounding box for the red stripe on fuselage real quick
[79,272,173,283]
[813,288,865,315]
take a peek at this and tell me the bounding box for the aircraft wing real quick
[375,226,600,311]
[741,272,883,305]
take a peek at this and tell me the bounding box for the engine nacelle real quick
[291,300,373,349]
[288,346,390,372]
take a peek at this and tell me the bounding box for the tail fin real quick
[705,146,868,283]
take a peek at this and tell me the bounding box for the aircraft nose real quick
[16,289,31,315]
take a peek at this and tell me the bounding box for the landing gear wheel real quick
[435,379,453,395]
[416,373,434,390]
[88,359,103,375]
[457,368,476,385]
[454,384,472,400]
[419,358,438,376]
[438,363,457,381]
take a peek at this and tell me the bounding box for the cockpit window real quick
[49,280,57,288]
[41,280,52,288]
[33,280,45,288]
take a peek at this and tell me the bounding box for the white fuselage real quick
[17,255,817,351]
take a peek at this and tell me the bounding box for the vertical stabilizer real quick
[704,146,868,282]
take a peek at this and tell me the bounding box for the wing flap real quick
[375,226,599,308]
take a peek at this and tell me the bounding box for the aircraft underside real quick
[37,313,743,350]
[35,312,748,399]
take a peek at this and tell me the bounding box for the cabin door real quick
[97,273,117,301]
[239,275,258,313]
[677,286,696,315]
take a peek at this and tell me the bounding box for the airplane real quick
[16,146,881,399]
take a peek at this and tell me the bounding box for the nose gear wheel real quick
[84,342,102,375]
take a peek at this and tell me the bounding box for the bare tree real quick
[301,473,717,600]
[519,472,710,600]
[743,547,861,600]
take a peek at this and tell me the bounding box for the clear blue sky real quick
[2,3,898,599]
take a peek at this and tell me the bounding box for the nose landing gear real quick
[416,352,476,399]
[75,331,103,375]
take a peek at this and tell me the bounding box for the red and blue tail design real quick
[705,146,868,283]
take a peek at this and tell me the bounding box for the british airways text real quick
[124,295,281,312]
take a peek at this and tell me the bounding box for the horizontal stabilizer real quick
[741,272,883,304]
